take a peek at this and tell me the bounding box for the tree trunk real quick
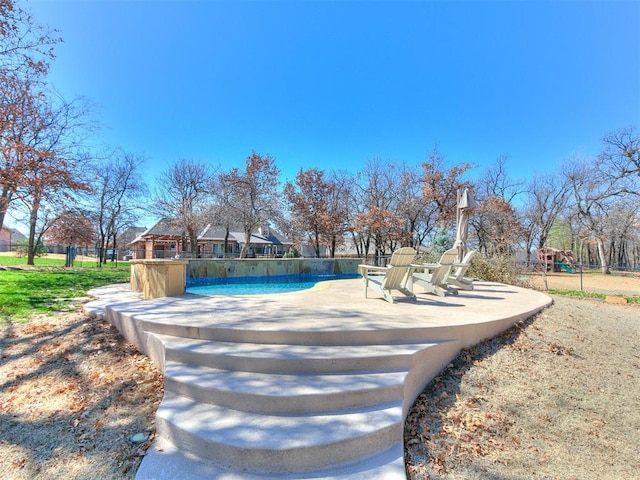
[26,195,41,266]
[240,227,252,258]
[596,237,610,274]
[189,229,198,258]
[180,232,187,255]
[0,185,14,231]
[99,237,107,265]
[314,230,321,258]
[351,232,361,257]
[223,227,230,258]
[111,235,118,262]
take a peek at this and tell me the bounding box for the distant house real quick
[128,218,293,259]
[116,226,147,260]
[128,218,182,259]
[0,226,26,252]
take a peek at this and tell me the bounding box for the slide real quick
[556,261,576,274]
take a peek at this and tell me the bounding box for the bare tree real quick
[521,172,571,260]
[348,151,472,260]
[46,207,95,247]
[346,170,371,258]
[0,73,36,230]
[323,170,351,257]
[330,169,363,256]
[564,157,619,273]
[0,0,59,75]
[204,196,236,259]
[476,155,525,203]
[218,152,281,258]
[599,126,640,180]
[285,168,329,257]
[395,162,438,249]
[352,206,409,257]
[601,198,639,270]
[92,151,147,264]
[153,158,215,258]
[582,126,640,271]
[0,4,94,265]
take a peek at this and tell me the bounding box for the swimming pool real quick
[186,273,360,296]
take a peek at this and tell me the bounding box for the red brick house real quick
[128,218,292,259]
[0,226,26,252]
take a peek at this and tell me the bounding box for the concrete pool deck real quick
[86,278,552,480]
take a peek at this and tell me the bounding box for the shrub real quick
[467,254,529,288]
[431,227,454,256]
[13,239,48,258]
[283,246,301,258]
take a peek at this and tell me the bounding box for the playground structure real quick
[538,247,576,273]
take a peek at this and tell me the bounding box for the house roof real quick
[229,232,271,245]
[144,218,183,236]
[133,219,292,246]
[262,231,293,246]
[118,226,147,244]
[199,224,233,241]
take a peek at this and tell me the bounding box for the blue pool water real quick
[186,273,360,296]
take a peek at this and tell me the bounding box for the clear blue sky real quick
[29,0,640,182]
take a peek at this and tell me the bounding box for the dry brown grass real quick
[0,312,163,479]
[405,295,640,479]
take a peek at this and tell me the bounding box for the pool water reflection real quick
[186,273,360,296]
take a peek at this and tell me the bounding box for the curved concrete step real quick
[156,392,404,473]
[129,314,459,345]
[164,361,406,413]
[138,437,406,479]
[159,334,446,374]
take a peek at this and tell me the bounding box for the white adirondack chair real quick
[446,249,477,291]
[358,247,417,303]
[412,248,458,297]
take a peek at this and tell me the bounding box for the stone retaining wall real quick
[187,258,362,281]
[130,258,363,298]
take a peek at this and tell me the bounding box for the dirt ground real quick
[525,270,639,298]
[0,273,638,479]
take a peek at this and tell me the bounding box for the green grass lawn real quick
[547,289,640,304]
[0,254,70,267]
[0,254,127,268]
[0,261,130,323]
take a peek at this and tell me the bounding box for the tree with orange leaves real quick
[420,147,473,227]
[1,0,61,231]
[1,1,93,264]
[11,93,93,265]
[285,168,348,258]
[45,208,95,247]
[353,206,409,259]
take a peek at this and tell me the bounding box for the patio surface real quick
[86,278,552,479]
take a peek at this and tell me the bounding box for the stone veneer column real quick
[130,259,189,299]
